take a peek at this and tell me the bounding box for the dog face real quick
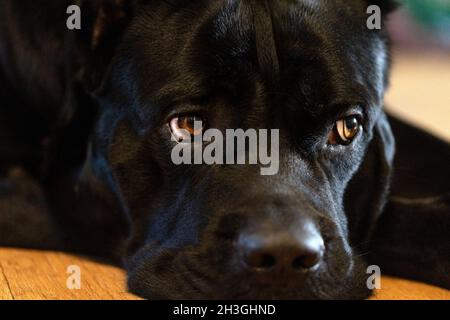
[82,0,395,299]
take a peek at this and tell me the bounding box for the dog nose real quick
[238,223,324,272]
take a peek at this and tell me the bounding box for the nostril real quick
[292,252,322,270]
[258,253,277,269]
[243,251,277,270]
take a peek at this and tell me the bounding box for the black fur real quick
[0,0,448,299]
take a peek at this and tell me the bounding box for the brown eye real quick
[328,116,361,145]
[169,115,205,142]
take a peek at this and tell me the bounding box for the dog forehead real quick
[201,0,386,105]
[131,0,387,112]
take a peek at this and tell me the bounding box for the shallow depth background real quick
[386,0,450,142]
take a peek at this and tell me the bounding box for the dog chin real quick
[126,258,372,300]
[128,278,372,300]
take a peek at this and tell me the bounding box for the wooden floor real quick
[0,248,138,300]
[0,52,449,300]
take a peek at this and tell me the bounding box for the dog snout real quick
[237,219,325,273]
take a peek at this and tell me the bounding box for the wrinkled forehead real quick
[129,0,388,112]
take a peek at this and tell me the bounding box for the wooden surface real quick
[0,52,449,300]
[0,248,138,300]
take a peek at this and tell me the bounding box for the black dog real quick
[0,0,449,299]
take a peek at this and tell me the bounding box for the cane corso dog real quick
[0,0,449,299]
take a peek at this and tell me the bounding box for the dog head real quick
[74,0,396,299]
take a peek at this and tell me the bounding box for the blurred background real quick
[385,0,450,141]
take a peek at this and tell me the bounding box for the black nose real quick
[238,222,324,272]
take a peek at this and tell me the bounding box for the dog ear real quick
[344,112,395,247]
[368,117,450,289]
[72,0,133,94]
[55,1,133,132]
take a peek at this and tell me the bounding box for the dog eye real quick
[328,116,361,145]
[169,115,205,142]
